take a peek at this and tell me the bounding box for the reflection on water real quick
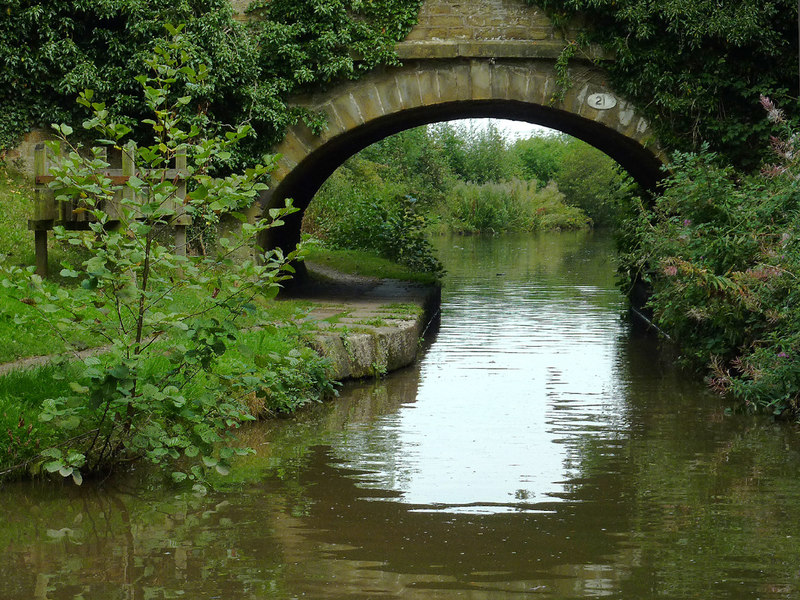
[327,233,627,512]
[3,232,800,599]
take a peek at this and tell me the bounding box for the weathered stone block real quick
[394,72,424,109]
[617,101,636,128]
[470,60,492,100]
[491,64,512,100]
[5,129,52,174]
[276,131,313,168]
[373,74,406,114]
[418,69,442,106]
[431,15,465,27]
[354,84,387,122]
[529,70,553,105]
[504,66,532,102]
[405,27,432,42]
[314,102,347,144]
[331,94,365,131]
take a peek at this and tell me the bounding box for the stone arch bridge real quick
[250,0,666,251]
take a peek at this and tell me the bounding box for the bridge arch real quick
[258,1,666,251]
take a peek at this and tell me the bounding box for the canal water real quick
[3,232,800,599]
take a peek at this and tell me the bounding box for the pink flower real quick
[761,164,786,178]
[663,265,678,277]
[761,94,785,123]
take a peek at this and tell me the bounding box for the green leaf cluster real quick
[0,34,314,484]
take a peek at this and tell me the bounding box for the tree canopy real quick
[0,0,424,165]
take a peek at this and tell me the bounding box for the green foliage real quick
[444,179,590,233]
[358,126,455,207]
[0,35,309,484]
[621,99,800,416]
[511,134,635,227]
[551,139,636,228]
[303,245,441,284]
[534,0,798,169]
[216,325,337,417]
[0,363,82,471]
[303,153,443,275]
[0,166,34,264]
[511,133,568,184]
[430,122,520,184]
[0,0,424,165]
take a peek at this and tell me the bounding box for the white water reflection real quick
[328,234,627,512]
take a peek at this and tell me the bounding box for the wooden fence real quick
[30,143,191,277]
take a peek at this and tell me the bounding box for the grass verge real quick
[0,316,336,480]
[304,245,441,285]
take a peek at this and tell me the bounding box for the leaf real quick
[44,460,63,473]
[69,382,89,394]
[202,456,218,468]
[172,471,188,483]
[109,365,131,380]
[72,471,83,486]
[127,175,146,190]
[60,415,81,431]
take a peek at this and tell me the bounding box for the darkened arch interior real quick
[261,98,665,253]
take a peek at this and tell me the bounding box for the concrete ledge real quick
[291,264,441,380]
[311,315,426,379]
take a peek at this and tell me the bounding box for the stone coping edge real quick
[309,284,441,380]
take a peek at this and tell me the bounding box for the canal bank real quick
[288,261,441,380]
[6,232,800,600]
[0,262,441,381]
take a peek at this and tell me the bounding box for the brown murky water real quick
[3,232,800,599]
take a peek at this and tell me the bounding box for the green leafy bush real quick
[303,156,443,274]
[0,31,307,484]
[533,0,797,169]
[444,179,591,233]
[511,135,636,228]
[621,97,800,416]
[0,0,424,165]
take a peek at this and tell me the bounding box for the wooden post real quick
[34,230,48,277]
[31,144,55,277]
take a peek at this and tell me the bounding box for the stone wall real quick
[4,129,52,175]
[406,0,557,42]
[227,0,562,42]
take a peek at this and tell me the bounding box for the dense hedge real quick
[0,0,424,165]
[533,0,798,169]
